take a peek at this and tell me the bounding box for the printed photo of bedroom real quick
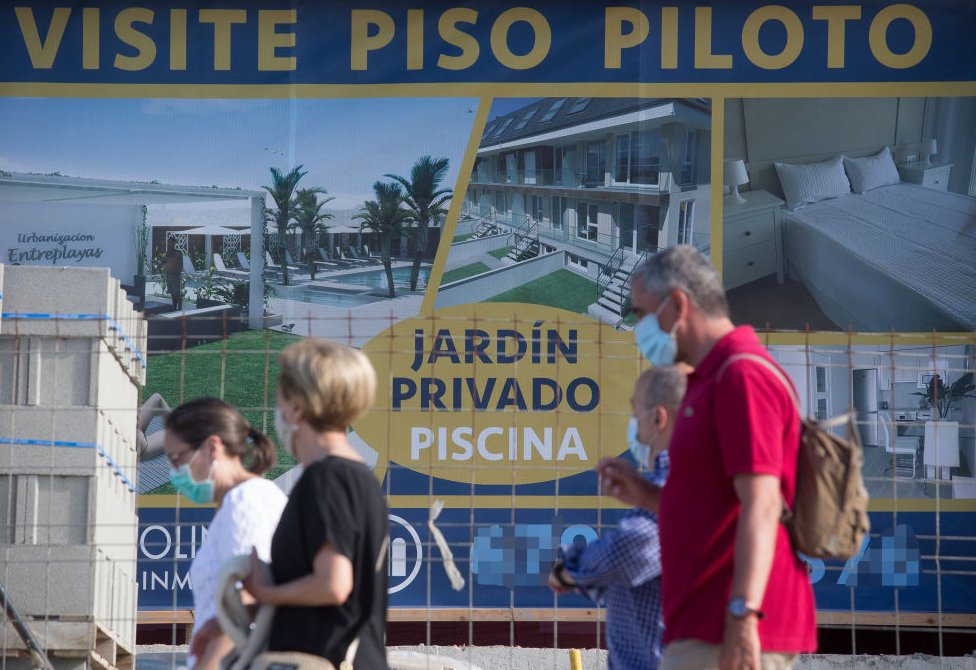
[722,96,976,333]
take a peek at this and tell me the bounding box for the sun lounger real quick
[212,254,249,279]
[182,255,205,277]
[266,251,302,273]
[347,246,380,265]
[337,246,370,266]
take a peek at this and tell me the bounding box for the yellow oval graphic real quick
[357,303,642,485]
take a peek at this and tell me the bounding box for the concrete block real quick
[0,545,137,652]
[0,406,137,496]
[0,262,4,335]
[0,267,147,384]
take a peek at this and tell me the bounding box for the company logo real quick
[387,514,422,594]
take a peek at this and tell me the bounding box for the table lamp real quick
[724,159,749,205]
[921,137,937,166]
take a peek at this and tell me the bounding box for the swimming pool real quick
[333,266,431,289]
[279,285,386,307]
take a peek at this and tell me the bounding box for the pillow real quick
[843,146,901,194]
[774,155,851,210]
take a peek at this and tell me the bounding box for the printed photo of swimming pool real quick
[332,266,431,289]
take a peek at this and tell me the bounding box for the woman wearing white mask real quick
[245,338,389,670]
[163,398,288,670]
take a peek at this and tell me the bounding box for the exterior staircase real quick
[595,248,649,320]
[471,215,499,238]
[506,217,540,262]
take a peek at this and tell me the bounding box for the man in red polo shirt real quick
[599,245,816,669]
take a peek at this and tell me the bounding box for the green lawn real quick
[143,329,303,489]
[441,261,491,284]
[485,269,598,313]
[452,233,474,243]
[488,246,512,260]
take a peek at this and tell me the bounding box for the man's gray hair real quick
[636,366,687,413]
[632,245,729,318]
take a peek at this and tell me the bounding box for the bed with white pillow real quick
[773,147,976,331]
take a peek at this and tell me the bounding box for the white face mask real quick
[274,407,298,459]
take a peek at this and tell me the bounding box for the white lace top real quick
[189,478,288,637]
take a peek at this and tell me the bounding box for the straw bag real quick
[216,555,360,670]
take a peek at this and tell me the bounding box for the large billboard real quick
[1,0,974,632]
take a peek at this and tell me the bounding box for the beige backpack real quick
[718,354,870,560]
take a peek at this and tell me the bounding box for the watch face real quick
[728,597,747,617]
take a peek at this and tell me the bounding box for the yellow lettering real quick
[114,8,156,71]
[742,6,803,70]
[258,9,296,71]
[661,7,679,69]
[199,9,247,71]
[407,9,424,70]
[437,8,479,71]
[490,8,550,70]
[14,7,70,69]
[350,9,394,71]
[812,6,861,68]
[83,8,99,70]
[869,3,931,69]
[170,9,187,70]
[604,7,649,69]
[694,8,732,69]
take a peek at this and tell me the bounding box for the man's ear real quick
[671,289,690,322]
[654,406,669,431]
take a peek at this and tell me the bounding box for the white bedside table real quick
[722,190,785,291]
[898,162,952,191]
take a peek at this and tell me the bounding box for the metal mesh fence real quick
[2,289,974,668]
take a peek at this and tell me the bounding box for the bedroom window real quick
[576,202,599,242]
[678,130,701,185]
[676,199,695,246]
[567,97,592,114]
[552,197,563,230]
[585,140,606,184]
[513,107,538,130]
[614,130,662,186]
[540,98,566,123]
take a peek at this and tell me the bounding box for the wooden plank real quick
[388,609,605,623]
[816,611,976,628]
[136,608,976,629]
[137,610,195,625]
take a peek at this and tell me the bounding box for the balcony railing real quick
[469,168,573,187]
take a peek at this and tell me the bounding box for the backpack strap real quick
[716,353,802,419]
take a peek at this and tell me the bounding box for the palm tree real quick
[354,181,413,298]
[386,155,451,291]
[293,187,334,280]
[263,165,306,285]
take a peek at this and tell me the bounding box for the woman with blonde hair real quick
[163,397,287,670]
[246,339,388,670]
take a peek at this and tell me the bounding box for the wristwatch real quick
[727,596,764,620]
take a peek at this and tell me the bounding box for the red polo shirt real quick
[659,326,817,652]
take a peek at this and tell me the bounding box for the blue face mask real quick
[627,416,651,468]
[634,296,677,366]
[169,450,215,504]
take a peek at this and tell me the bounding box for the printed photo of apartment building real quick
[438,97,712,327]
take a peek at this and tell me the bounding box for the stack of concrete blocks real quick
[0,265,146,670]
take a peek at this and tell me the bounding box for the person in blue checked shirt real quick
[549,365,687,670]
